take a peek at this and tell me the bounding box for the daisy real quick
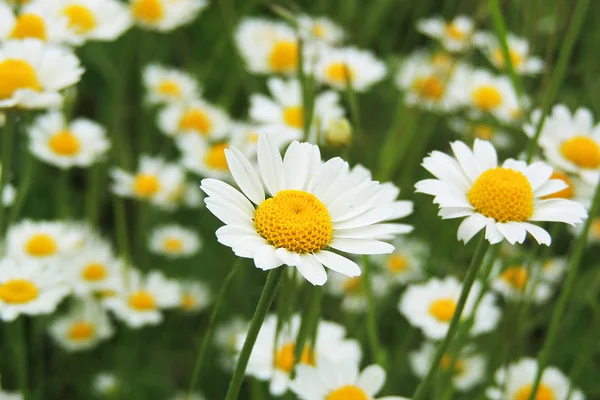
[130,0,208,32]
[540,257,567,284]
[0,39,83,109]
[491,263,552,304]
[92,372,120,397]
[177,281,210,313]
[103,269,180,328]
[448,118,513,150]
[215,316,248,370]
[314,46,387,92]
[158,98,230,140]
[48,297,114,351]
[148,224,202,258]
[370,237,427,285]
[460,69,520,122]
[473,32,544,75]
[238,314,362,396]
[410,342,486,392]
[399,276,501,340]
[0,258,70,321]
[486,358,584,400]
[326,272,390,313]
[177,135,231,180]
[524,104,600,185]
[28,111,110,169]
[416,15,474,52]
[323,117,352,148]
[0,2,73,44]
[415,139,587,245]
[67,239,123,296]
[201,134,413,286]
[297,15,344,45]
[6,220,82,263]
[540,169,593,209]
[143,63,200,105]
[291,358,409,400]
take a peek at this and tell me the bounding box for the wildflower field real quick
[1,0,600,399]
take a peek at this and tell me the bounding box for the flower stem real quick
[12,317,29,399]
[8,150,35,225]
[293,285,323,369]
[362,256,385,366]
[224,268,285,400]
[411,234,489,400]
[56,169,70,218]
[85,163,102,226]
[345,70,361,141]
[0,113,16,236]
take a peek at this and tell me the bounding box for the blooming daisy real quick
[460,69,520,122]
[28,111,110,169]
[416,15,474,52]
[0,2,73,44]
[201,134,412,285]
[67,239,123,296]
[6,220,82,263]
[92,372,120,397]
[48,297,114,351]
[399,276,501,340]
[326,272,390,313]
[143,63,200,105]
[297,15,344,45]
[370,237,427,285]
[158,97,230,140]
[129,0,207,32]
[177,280,210,313]
[314,46,387,92]
[148,224,202,258]
[473,32,544,75]
[410,342,486,392]
[177,135,231,180]
[486,358,584,400]
[0,39,83,109]
[491,262,552,304]
[415,139,587,245]
[0,258,70,321]
[103,269,180,328]
[448,118,513,150]
[239,314,362,396]
[215,316,248,370]
[540,257,567,284]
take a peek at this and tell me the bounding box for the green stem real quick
[293,285,323,370]
[566,306,600,400]
[224,268,285,400]
[377,102,411,181]
[113,197,130,264]
[362,256,384,366]
[13,317,29,399]
[8,150,35,225]
[345,70,361,141]
[85,163,102,226]
[0,114,15,236]
[56,169,70,218]
[297,38,315,142]
[411,235,490,400]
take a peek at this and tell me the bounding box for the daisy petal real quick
[329,238,394,254]
[496,222,527,245]
[275,248,302,266]
[257,133,285,196]
[296,254,327,286]
[457,214,487,243]
[254,245,284,270]
[520,222,551,245]
[224,147,265,205]
[313,250,361,277]
[357,364,386,396]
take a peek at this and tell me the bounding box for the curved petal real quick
[457,214,487,243]
[313,250,361,277]
[296,254,327,286]
[357,364,386,396]
[225,147,265,205]
[254,245,284,270]
[496,221,527,245]
[329,238,394,255]
[257,133,285,196]
[520,222,551,245]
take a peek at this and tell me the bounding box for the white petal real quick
[224,147,265,205]
[522,162,553,191]
[313,250,361,277]
[451,141,480,181]
[257,133,285,196]
[534,179,568,197]
[275,248,302,266]
[254,245,284,270]
[473,139,498,172]
[201,178,255,216]
[283,141,315,190]
[329,238,394,254]
[357,364,386,396]
[520,222,551,245]
[205,201,253,229]
[438,207,473,219]
[496,222,527,244]
[296,254,327,286]
[333,224,410,239]
[485,221,504,244]
[457,214,487,243]
[333,207,395,230]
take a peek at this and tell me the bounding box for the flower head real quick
[416,15,474,52]
[143,63,200,105]
[148,224,202,258]
[130,0,207,32]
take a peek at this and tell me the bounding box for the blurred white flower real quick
[148,224,202,258]
[143,63,200,105]
[416,15,474,52]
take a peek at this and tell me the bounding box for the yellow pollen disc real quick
[204,143,229,171]
[312,24,326,37]
[129,291,156,311]
[181,294,196,310]
[157,80,181,97]
[163,237,183,252]
[67,322,95,341]
[343,277,362,293]
[0,279,39,304]
[48,130,81,156]
[513,384,555,400]
[474,124,494,140]
[326,62,355,84]
[591,218,600,237]
[492,48,523,69]
[500,265,529,291]
[132,174,161,198]
[254,190,333,253]
[25,233,58,257]
[445,23,465,40]
[560,136,600,169]
[132,0,164,23]
[440,354,465,376]
[472,85,503,111]
[268,40,298,72]
[467,167,534,223]
[412,75,445,100]
[0,59,42,100]
[274,343,316,373]
[179,109,212,135]
[82,263,107,281]
[283,106,304,128]
[429,298,457,322]
[387,254,408,273]
[543,172,573,199]
[63,5,96,33]
[10,13,47,40]
[326,385,368,400]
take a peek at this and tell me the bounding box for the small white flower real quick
[92,372,119,397]
[67,239,123,296]
[148,224,202,258]
[473,32,544,75]
[416,15,474,52]
[297,15,344,45]
[177,135,231,180]
[0,391,23,400]
[177,280,210,313]
[158,98,230,140]
[491,262,552,304]
[143,63,200,105]
[540,257,567,284]
[326,272,390,313]
[0,2,74,44]
[370,237,427,285]
[130,0,207,32]
[6,220,82,263]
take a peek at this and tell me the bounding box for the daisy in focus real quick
[148,224,202,258]
[143,63,200,105]
[6,220,82,263]
[129,0,207,32]
[177,281,210,313]
[473,32,544,75]
[370,237,427,285]
[158,98,230,139]
[491,263,552,304]
[201,134,413,285]
[415,139,587,245]
[416,15,474,52]
[0,2,72,44]
[326,272,390,313]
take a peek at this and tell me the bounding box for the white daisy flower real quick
[540,257,567,284]
[416,15,474,52]
[158,98,230,140]
[399,276,501,340]
[28,111,110,169]
[297,15,344,45]
[410,341,486,392]
[177,280,210,313]
[0,258,70,321]
[238,314,362,396]
[491,262,552,304]
[0,2,73,44]
[326,272,390,313]
[143,63,200,105]
[448,118,513,150]
[92,372,119,397]
[460,69,520,123]
[473,32,544,75]
[148,224,202,258]
[0,39,83,109]
[177,135,231,180]
[524,104,600,185]
[215,316,248,371]
[415,139,588,245]
[370,237,427,285]
[291,358,409,400]
[130,0,208,32]
[67,239,123,296]
[103,269,180,328]
[314,46,387,92]
[6,220,82,263]
[48,297,114,352]
[201,134,413,286]
[486,358,584,400]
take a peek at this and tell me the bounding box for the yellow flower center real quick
[387,254,408,273]
[247,132,260,143]
[543,172,573,199]
[82,263,107,281]
[268,40,298,73]
[67,322,95,341]
[343,277,362,294]
[467,167,534,223]
[0,59,42,100]
[500,265,529,291]
[25,233,58,257]
[157,80,181,97]
[513,384,555,400]
[128,291,156,311]
[0,279,39,304]
[10,13,47,40]
[432,52,454,69]
[49,130,81,156]
[326,385,368,400]
[132,0,163,23]
[63,5,96,34]
[181,294,196,310]
[163,237,183,252]
[132,174,161,198]
[560,136,600,169]
[492,48,523,68]
[312,24,326,38]
[274,343,316,373]
[283,106,304,128]
[429,298,457,322]
[254,190,333,253]
[326,62,355,84]
[472,85,503,111]
[179,109,212,135]
[412,75,445,100]
[440,354,465,376]
[204,143,229,171]
[591,217,600,237]
[474,124,494,140]
[445,23,465,40]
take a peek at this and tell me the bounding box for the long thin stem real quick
[224,268,285,400]
[8,150,35,225]
[56,169,70,219]
[13,317,29,399]
[113,197,130,264]
[345,69,361,141]
[293,285,323,369]
[411,235,490,400]
[0,113,15,236]
[566,305,600,400]
[362,256,384,366]
[85,163,102,226]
